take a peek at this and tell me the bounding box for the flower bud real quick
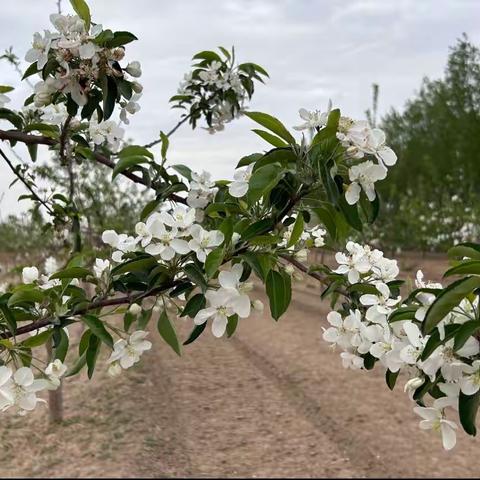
[284,265,295,276]
[131,81,143,94]
[253,299,264,313]
[404,377,424,393]
[108,362,122,377]
[112,47,125,61]
[294,249,308,262]
[129,303,142,316]
[22,266,39,284]
[125,61,142,78]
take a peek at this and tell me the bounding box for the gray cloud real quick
[1,0,479,217]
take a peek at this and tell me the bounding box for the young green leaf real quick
[265,270,291,320]
[157,310,181,356]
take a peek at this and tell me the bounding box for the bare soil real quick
[1,253,479,478]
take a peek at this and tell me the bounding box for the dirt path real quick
[2,255,480,477]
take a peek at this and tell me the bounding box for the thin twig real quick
[0,147,55,216]
[143,114,192,149]
[280,254,347,296]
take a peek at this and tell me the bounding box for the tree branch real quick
[143,114,192,149]
[280,254,347,296]
[0,129,186,204]
[0,147,56,216]
[0,282,178,339]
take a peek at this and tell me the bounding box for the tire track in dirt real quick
[231,314,390,478]
[138,319,359,478]
[236,281,480,478]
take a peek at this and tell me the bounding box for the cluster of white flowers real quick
[194,264,261,337]
[26,13,142,121]
[186,171,218,209]
[177,60,249,133]
[324,242,480,450]
[102,205,224,264]
[88,118,125,151]
[332,241,399,284]
[278,221,327,261]
[22,256,66,290]
[107,330,152,376]
[0,360,67,415]
[337,120,397,205]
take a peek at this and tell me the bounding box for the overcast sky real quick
[1,0,479,217]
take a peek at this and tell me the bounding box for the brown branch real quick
[0,129,186,204]
[1,282,178,340]
[280,254,347,296]
[143,114,192,149]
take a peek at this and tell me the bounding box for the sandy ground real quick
[1,253,479,478]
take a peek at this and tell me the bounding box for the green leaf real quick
[423,276,480,334]
[53,328,69,362]
[21,329,53,348]
[459,391,480,436]
[112,155,150,179]
[286,214,304,248]
[241,218,273,242]
[160,131,169,159]
[226,314,239,337]
[193,50,222,62]
[448,243,480,260]
[388,306,418,323]
[111,256,157,276]
[0,85,14,94]
[102,75,117,120]
[107,31,138,48]
[240,252,273,282]
[69,0,91,29]
[22,62,40,80]
[444,260,480,277]
[86,334,100,379]
[0,108,23,129]
[180,293,206,318]
[204,247,224,279]
[65,351,87,377]
[338,196,363,232]
[0,304,16,333]
[454,320,480,352]
[82,314,114,348]
[247,163,282,203]
[265,270,291,320]
[157,310,181,356]
[244,111,295,144]
[236,153,263,168]
[184,264,208,292]
[8,288,44,306]
[50,266,91,280]
[420,324,461,361]
[119,145,154,160]
[252,129,288,148]
[385,369,399,391]
[171,164,192,181]
[183,322,207,345]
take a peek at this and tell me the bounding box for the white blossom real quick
[107,331,152,373]
[188,224,224,262]
[22,266,39,284]
[229,164,253,198]
[345,160,387,205]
